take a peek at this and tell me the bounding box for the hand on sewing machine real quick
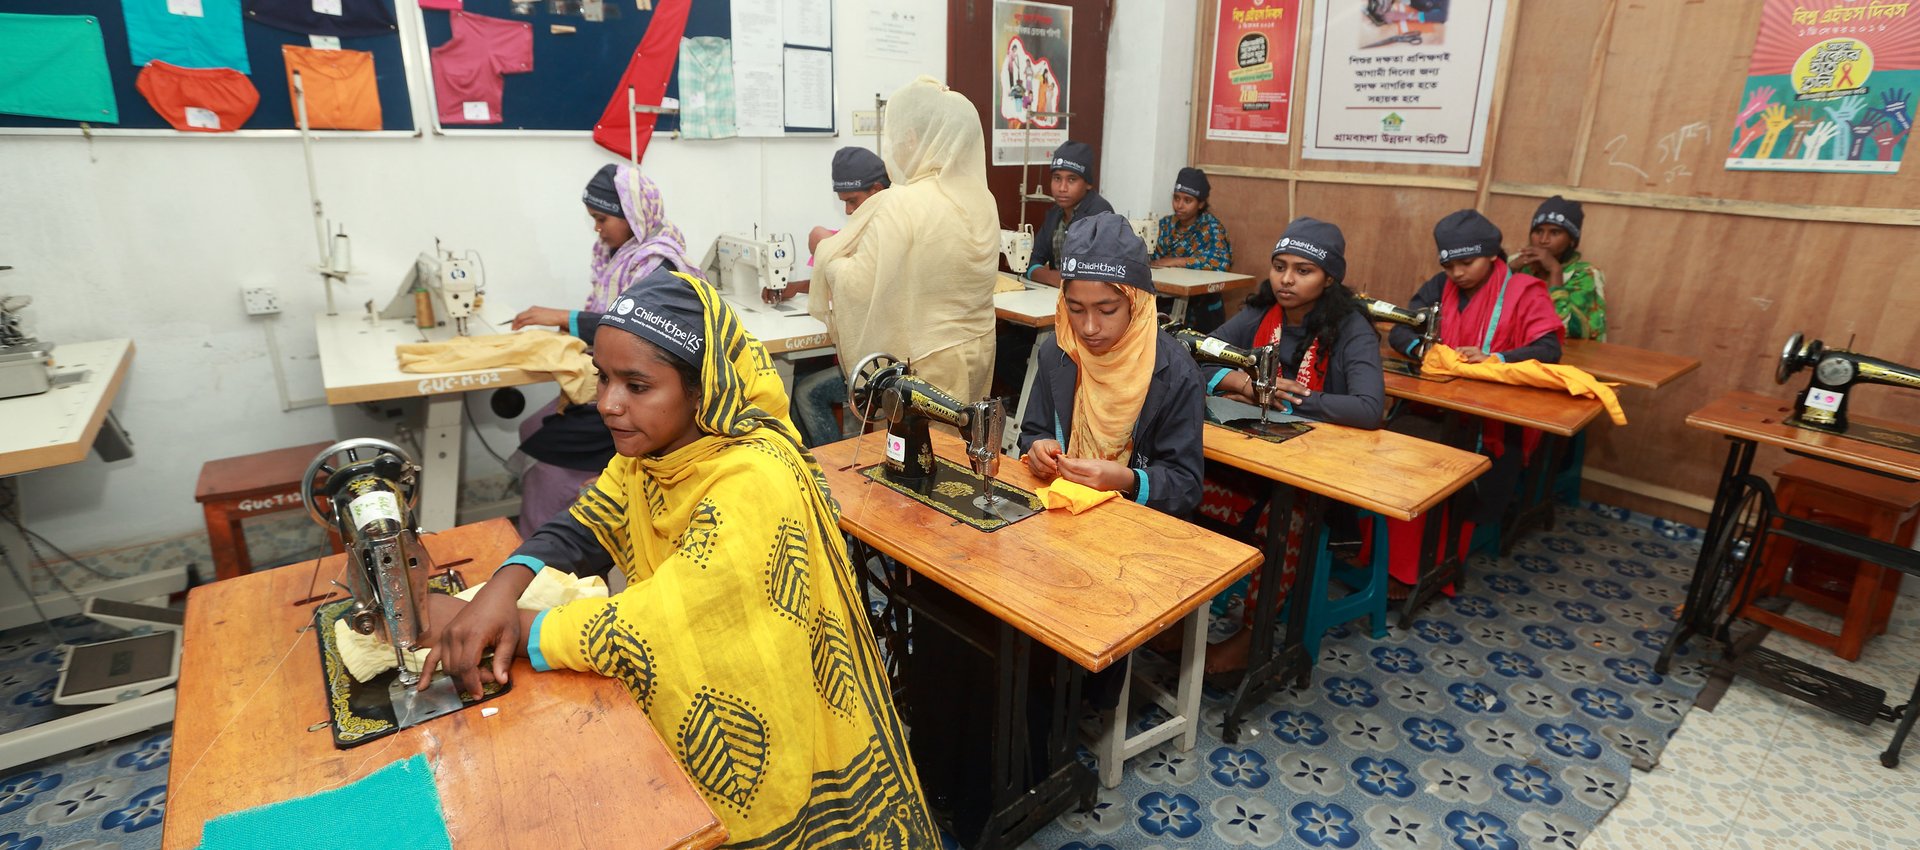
[1455,346,1494,364]
[1029,268,1064,287]
[1024,439,1064,479]
[761,280,810,303]
[1056,456,1134,493]
[1150,257,1190,269]
[419,566,538,697]
[511,306,570,331]
[1217,370,1311,407]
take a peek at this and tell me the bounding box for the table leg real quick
[1882,673,1920,768]
[1177,607,1205,751]
[1222,484,1325,744]
[1006,334,1044,454]
[976,625,1095,849]
[418,393,464,532]
[1657,438,1757,675]
[1501,432,1563,556]
[1398,505,1461,629]
[772,353,797,395]
[1168,297,1190,325]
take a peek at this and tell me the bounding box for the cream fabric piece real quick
[334,569,609,683]
[811,76,999,402]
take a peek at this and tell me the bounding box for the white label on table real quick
[462,101,491,121]
[310,35,342,49]
[184,107,219,129]
[1197,337,1228,357]
[314,0,342,14]
[347,491,402,530]
[415,372,502,395]
[1806,389,1844,413]
[885,433,906,463]
[167,0,204,17]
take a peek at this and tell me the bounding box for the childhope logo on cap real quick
[1052,156,1086,172]
[1438,244,1485,262]
[1275,237,1328,261]
[1064,257,1078,274]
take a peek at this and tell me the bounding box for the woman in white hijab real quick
[811,76,999,402]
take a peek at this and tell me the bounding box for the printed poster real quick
[1303,0,1507,166]
[1207,0,1302,144]
[992,0,1072,165]
[1725,0,1918,174]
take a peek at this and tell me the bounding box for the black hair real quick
[1242,264,1363,371]
[634,335,702,400]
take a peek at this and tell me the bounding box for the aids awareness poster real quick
[1206,0,1303,144]
[1303,1,1507,166]
[1724,0,1918,174]
[992,0,1073,165]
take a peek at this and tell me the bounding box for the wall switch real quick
[852,111,880,135]
[242,287,280,316]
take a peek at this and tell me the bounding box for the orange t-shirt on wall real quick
[280,45,381,131]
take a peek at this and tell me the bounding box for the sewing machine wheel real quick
[301,438,421,527]
[1776,332,1813,385]
[846,352,905,426]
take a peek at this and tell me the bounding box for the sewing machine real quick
[0,294,53,400]
[847,352,1035,525]
[1128,217,1160,252]
[300,438,464,727]
[1359,294,1441,378]
[1001,226,1035,274]
[381,246,485,335]
[1161,320,1294,438]
[1776,332,1920,434]
[702,231,797,305]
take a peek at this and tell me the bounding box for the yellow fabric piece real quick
[995,272,1027,293]
[396,331,596,406]
[335,569,608,683]
[1036,478,1118,514]
[1055,285,1159,462]
[536,272,936,847]
[1421,344,1629,425]
[813,77,998,402]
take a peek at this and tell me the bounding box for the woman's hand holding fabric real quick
[1024,439,1063,479]
[419,568,534,697]
[512,306,570,331]
[1056,456,1132,493]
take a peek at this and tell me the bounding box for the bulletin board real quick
[416,0,837,136]
[0,0,417,134]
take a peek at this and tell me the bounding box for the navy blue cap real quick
[1061,213,1152,293]
[582,164,621,216]
[1173,167,1210,201]
[1049,140,1096,182]
[1531,195,1583,241]
[1271,217,1347,283]
[598,267,706,365]
[1433,209,1503,264]
[830,146,889,192]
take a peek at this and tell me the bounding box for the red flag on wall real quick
[592,0,692,161]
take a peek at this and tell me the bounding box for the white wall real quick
[1,0,946,553]
[1098,0,1199,221]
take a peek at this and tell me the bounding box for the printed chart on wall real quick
[1303,0,1506,166]
[1725,0,1918,174]
[1207,0,1301,144]
[991,0,1071,165]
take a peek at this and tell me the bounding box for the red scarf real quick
[1438,259,1565,459]
[1253,305,1326,391]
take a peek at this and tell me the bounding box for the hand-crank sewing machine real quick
[300,439,498,745]
[846,352,1037,528]
[1357,293,1441,379]
[1776,332,1920,434]
[1161,320,1307,441]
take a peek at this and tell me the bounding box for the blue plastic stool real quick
[1300,511,1392,660]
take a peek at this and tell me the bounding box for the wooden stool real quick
[194,441,343,581]
[1738,459,1920,661]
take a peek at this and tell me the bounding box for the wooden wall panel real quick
[1189,0,1920,518]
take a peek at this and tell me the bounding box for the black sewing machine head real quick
[847,352,1034,524]
[1777,332,1920,434]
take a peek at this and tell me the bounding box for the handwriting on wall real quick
[1602,121,1714,185]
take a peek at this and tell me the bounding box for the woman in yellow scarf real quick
[422,268,937,848]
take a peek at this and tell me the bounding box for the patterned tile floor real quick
[1,502,1918,849]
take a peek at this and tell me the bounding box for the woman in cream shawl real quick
[811,77,999,402]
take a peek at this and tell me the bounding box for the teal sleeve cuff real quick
[1206,370,1230,396]
[1402,340,1422,357]
[1132,468,1150,505]
[1027,263,1044,277]
[568,311,581,338]
[1280,400,1294,415]
[1492,352,1507,363]
[527,609,552,672]
[500,555,545,575]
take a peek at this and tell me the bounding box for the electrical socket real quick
[852,111,880,135]
[242,286,280,316]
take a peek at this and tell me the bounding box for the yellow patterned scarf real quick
[537,272,936,848]
[1054,283,1159,462]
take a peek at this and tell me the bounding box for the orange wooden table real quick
[162,518,725,850]
[1560,339,1700,390]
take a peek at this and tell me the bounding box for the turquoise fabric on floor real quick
[198,754,452,850]
[0,14,119,123]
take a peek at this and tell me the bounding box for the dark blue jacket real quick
[1017,329,1205,518]
[1027,190,1117,274]
[1204,304,1385,429]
